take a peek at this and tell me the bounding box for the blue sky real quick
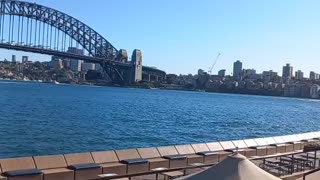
[1,0,320,75]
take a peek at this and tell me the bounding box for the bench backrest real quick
[137,147,161,159]
[157,146,179,156]
[254,138,268,146]
[244,139,258,147]
[281,136,293,143]
[264,137,277,145]
[191,143,210,153]
[115,149,141,161]
[273,136,285,144]
[206,142,223,152]
[314,132,320,138]
[64,152,94,166]
[287,134,300,142]
[296,134,307,141]
[91,151,119,164]
[232,140,248,149]
[34,155,67,170]
[0,157,36,172]
[219,141,236,150]
[305,132,316,139]
[301,133,312,139]
[175,145,196,155]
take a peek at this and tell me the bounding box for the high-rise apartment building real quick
[233,60,242,79]
[282,63,293,79]
[68,47,84,72]
[295,70,304,80]
[218,69,226,77]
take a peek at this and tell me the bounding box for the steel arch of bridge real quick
[0,0,118,61]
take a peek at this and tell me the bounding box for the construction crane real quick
[208,53,221,75]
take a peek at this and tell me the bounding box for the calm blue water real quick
[0,80,320,158]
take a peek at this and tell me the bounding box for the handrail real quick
[90,163,216,180]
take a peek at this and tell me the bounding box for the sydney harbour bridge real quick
[0,0,166,85]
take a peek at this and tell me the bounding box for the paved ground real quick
[296,171,320,180]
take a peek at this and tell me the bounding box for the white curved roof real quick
[176,153,281,180]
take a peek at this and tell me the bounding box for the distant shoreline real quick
[1,78,319,101]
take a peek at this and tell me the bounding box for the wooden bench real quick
[34,154,74,180]
[64,152,102,180]
[91,151,127,175]
[0,157,42,180]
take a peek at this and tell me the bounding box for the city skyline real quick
[1,0,320,75]
[3,52,320,79]
[0,51,320,79]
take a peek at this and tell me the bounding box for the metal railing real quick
[256,150,320,177]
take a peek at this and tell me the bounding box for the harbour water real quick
[0,80,320,158]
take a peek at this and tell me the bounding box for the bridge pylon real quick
[131,49,143,83]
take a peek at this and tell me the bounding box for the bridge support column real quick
[131,49,142,83]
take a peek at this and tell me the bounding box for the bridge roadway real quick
[0,42,130,68]
[0,42,166,81]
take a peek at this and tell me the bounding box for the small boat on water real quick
[54,80,60,85]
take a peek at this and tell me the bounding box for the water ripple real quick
[0,82,320,158]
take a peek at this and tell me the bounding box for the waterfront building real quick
[251,73,262,80]
[238,81,246,89]
[246,80,255,89]
[22,56,29,64]
[233,60,242,79]
[309,71,319,80]
[68,47,84,72]
[50,56,64,69]
[242,69,256,79]
[218,69,226,77]
[301,85,312,98]
[310,85,320,99]
[70,59,83,72]
[284,84,305,97]
[12,55,16,63]
[271,83,279,90]
[262,70,278,82]
[295,70,304,80]
[282,63,293,80]
[16,63,24,72]
[263,82,272,89]
[82,63,96,72]
[63,59,71,69]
